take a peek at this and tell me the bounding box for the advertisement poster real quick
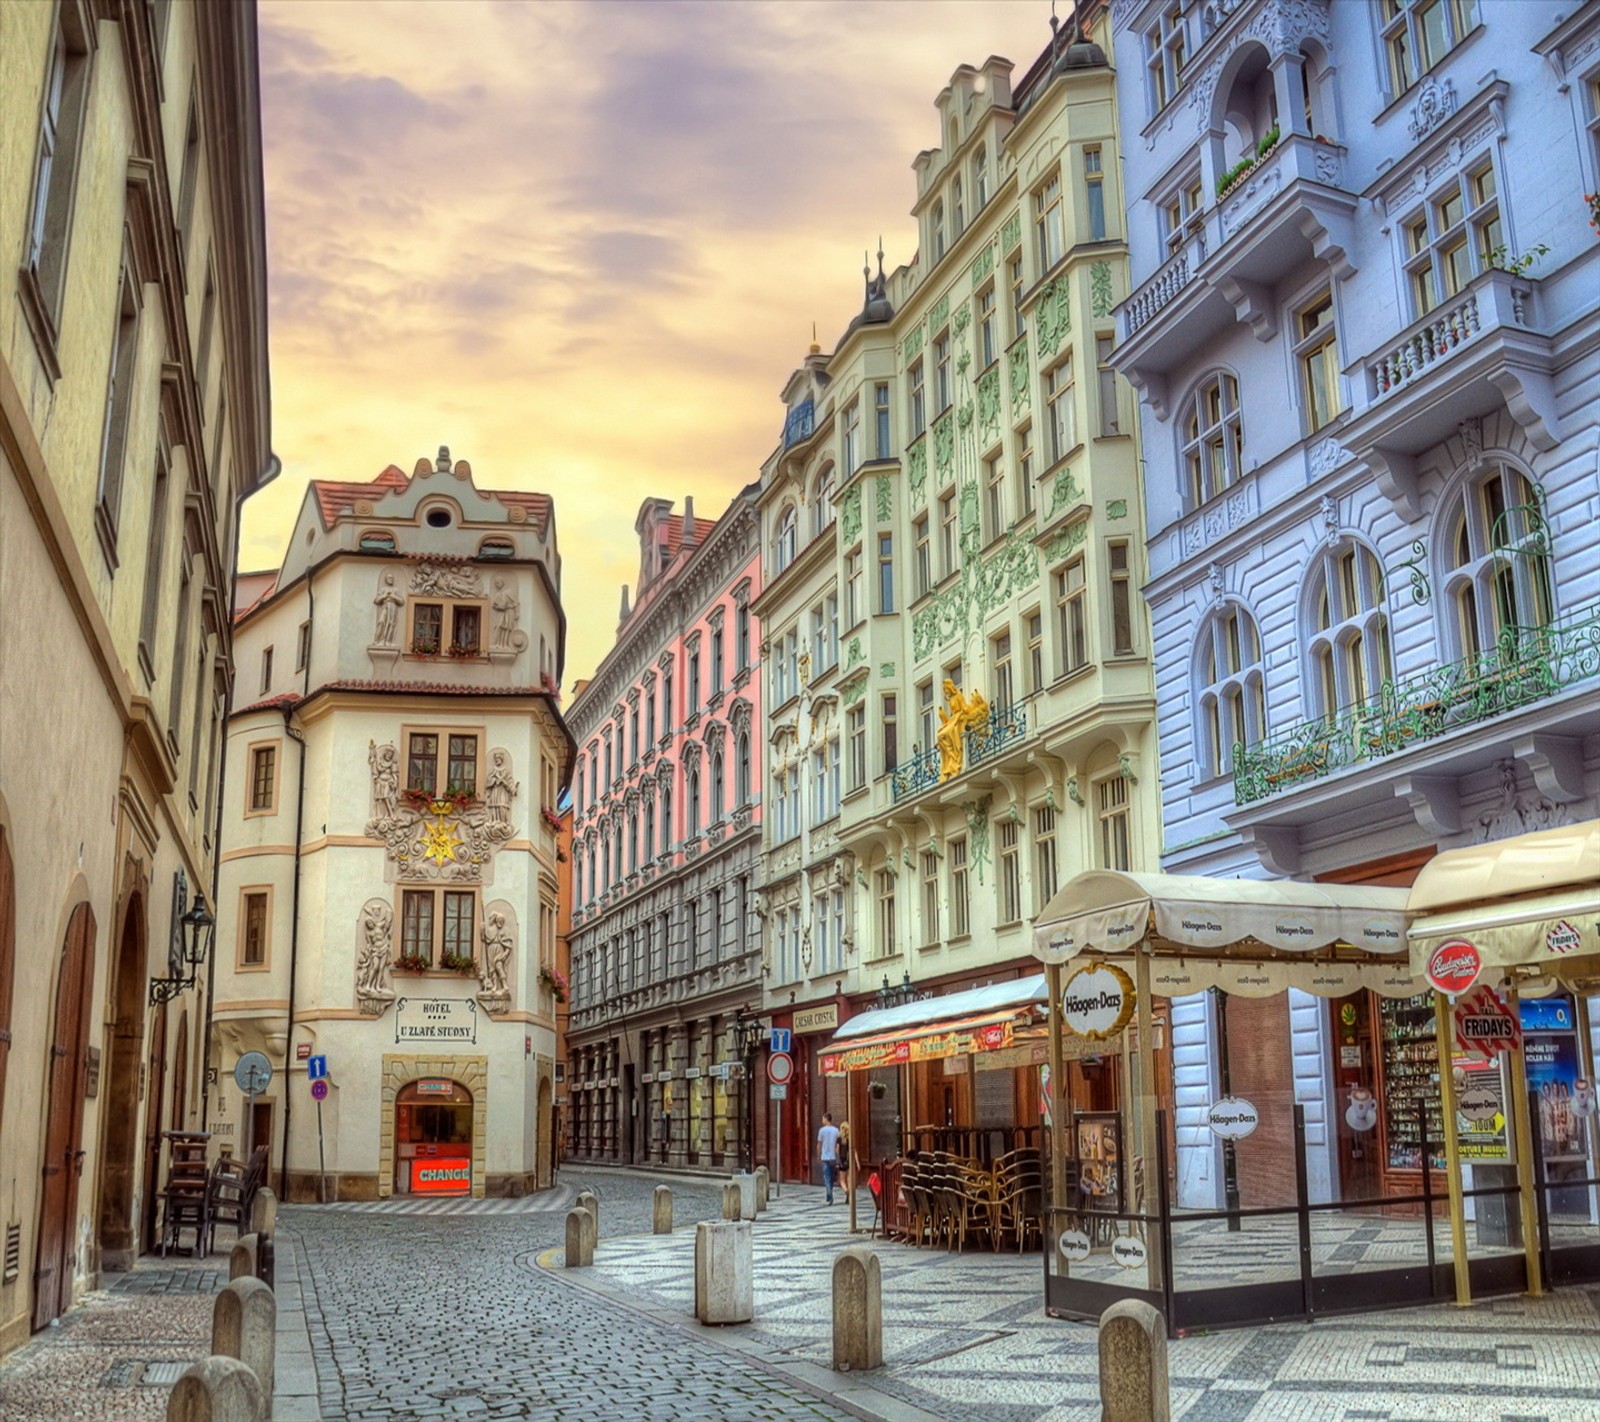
[1075,1112,1122,1213]
[1526,1032,1587,1159]
[1454,1054,1511,1163]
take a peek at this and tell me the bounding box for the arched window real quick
[1217,44,1277,166]
[709,748,725,822]
[812,467,835,539]
[1307,542,1391,716]
[1443,463,1553,662]
[774,506,797,573]
[573,843,585,905]
[359,531,396,553]
[1196,603,1266,776]
[642,791,655,860]
[660,778,674,849]
[686,761,701,837]
[736,729,751,805]
[973,147,989,210]
[931,199,947,262]
[628,807,639,873]
[1182,372,1243,507]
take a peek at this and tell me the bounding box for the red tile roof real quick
[311,465,411,527]
[663,513,718,555]
[232,692,302,716]
[492,490,554,534]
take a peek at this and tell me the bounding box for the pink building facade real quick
[566,491,763,1169]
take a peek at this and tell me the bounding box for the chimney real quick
[681,496,696,550]
[619,584,631,622]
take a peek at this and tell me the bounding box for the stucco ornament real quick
[369,740,401,819]
[478,911,514,1004]
[484,749,518,826]
[491,577,528,652]
[373,572,405,645]
[355,899,396,1016]
[411,562,482,598]
[364,744,517,883]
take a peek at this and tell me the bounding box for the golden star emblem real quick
[420,814,462,867]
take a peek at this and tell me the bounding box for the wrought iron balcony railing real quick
[1233,604,1600,805]
[891,746,940,802]
[890,703,1030,803]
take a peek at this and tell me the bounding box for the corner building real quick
[1109,0,1600,1210]
[214,448,570,1199]
[755,5,1164,1184]
[0,0,270,1346]
[566,495,764,1169]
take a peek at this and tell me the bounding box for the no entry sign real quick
[1426,938,1482,995]
[767,1051,795,1086]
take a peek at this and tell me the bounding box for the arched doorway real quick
[0,828,15,1155]
[34,902,97,1328]
[394,1080,473,1195]
[140,1002,167,1253]
[536,1076,554,1189]
[97,893,147,1271]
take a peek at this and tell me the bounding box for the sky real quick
[248,0,1060,687]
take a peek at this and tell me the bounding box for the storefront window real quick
[394,1080,472,1195]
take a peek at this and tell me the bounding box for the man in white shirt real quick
[817,1113,841,1205]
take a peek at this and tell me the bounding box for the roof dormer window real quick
[425,506,453,528]
[479,537,515,560]
[359,531,397,553]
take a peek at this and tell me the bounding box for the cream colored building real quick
[213,448,570,1200]
[0,0,270,1348]
[755,13,1162,1176]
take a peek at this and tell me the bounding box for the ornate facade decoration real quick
[478,907,515,1012]
[491,577,527,652]
[355,899,397,1016]
[373,572,405,645]
[364,741,518,883]
[936,679,991,781]
[412,561,483,598]
[1407,75,1457,142]
[1034,278,1072,357]
[1090,262,1115,318]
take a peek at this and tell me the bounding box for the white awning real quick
[1032,870,1412,965]
[829,974,1047,1043]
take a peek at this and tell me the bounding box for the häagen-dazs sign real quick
[1061,963,1135,1040]
[395,997,478,1045]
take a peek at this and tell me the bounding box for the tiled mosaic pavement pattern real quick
[0,1258,224,1421]
[554,1181,1600,1422]
[291,1183,575,1216]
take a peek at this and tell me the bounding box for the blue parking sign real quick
[306,1054,328,1081]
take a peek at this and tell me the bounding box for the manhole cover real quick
[141,1361,186,1385]
[100,1360,140,1388]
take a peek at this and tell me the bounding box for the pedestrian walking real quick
[818,1113,841,1205]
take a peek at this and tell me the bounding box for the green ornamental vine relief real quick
[958,483,982,559]
[875,475,892,522]
[1090,262,1114,318]
[840,676,867,707]
[971,244,994,288]
[976,366,1001,443]
[1034,279,1071,357]
[933,412,954,480]
[1107,498,1128,519]
[1049,467,1083,516]
[1001,210,1021,252]
[902,325,925,362]
[841,484,863,544]
[952,302,972,337]
[964,798,992,885]
[879,662,895,679]
[1043,517,1089,563]
[929,293,950,330]
[1007,336,1031,414]
[845,636,863,671]
[907,438,928,501]
[911,527,1040,661]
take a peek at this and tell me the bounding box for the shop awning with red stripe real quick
[820,976,1046,1075]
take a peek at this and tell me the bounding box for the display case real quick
[1379,993,1444,1174]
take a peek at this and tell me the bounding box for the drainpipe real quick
[202,452,280,1131]
[277,573,312,1198]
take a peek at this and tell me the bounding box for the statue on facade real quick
[491,576,523,650]
[480,912,514,998]
[484,749,518,826]
[373,572,405,645]
[369,740,400,820]
[355,900,396,1010]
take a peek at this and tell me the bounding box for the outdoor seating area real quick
[889,1147,1043,1252]
[158,1134,267,1259]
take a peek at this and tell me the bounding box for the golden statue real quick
[935,679,991,782]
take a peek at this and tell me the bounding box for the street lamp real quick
[875,971,915,1011]
[150,882,214,1006]
[732,1011,766,1174]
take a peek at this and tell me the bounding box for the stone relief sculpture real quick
[484,749,518,826]
[479,911,514,1000]
[369,740,400,820]
[412,562,483,599]
[490,577,528,652]
[355,899,396,1015]
[373,572,405,645]
[364,742,517,883]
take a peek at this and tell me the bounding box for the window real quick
[917,679,936,753]
[1402,162,1500,317]
[1446,463,1553,662]
[874,382,892,459]
[775,506,797,572]
[991,630,1013,707]
[412,603,443,655]
[687,641,701,712]
[23,7,91,340]
[921,852,941,946]
[1107,541,1136,656]
[1295,295,1342,433]
[260,646,274,694]
[876,870,897,957]
[1146,4,1187,111]
[628,703,640,762]
[944,837,969,938]
[1025,610,1044,692]
[400,888,477,968]
[406,730,478,796]
[878,534,895,613]
[241,891,269,968]
[1588,72,1600,175]
[931,198,947,262]
[985,454,1006,540]
[686,760,701,836]
[811,598,838,672]
[811,743,834,825]
[847,705,867,789]
[811,467,835,540]
[295,620,311,673]
[1018,424,1035,515]
[1381,0,1478,94]
[913,514,932,598]
[1034,806,1058,910]
[1034,174,1064,272]
[952,176,965,238]
[842,398,861,475]
[845,549,864,627]
[978,286,997,369]
[1054,557,1088,673]
[711,624,725,691]
[909,360,926,438]
[642,793,655,859]
[1045,358,1076,464]
[973,147,989,210]
[882,694,898,774]
[1181,372,1243,506]
[138,449,171,665]
[736,727,751,803]
[1096,335,1120,438]
[95,260,141,549]
[1309,542,1392,715]
[248,744,277,814]
[1010,256,1027,340]
[737,602,751,669]
[450,605,480,655]
[1163,177,1205,256]
[1198,605,1266,775]
[934,332,952,412]
[1097,776,1132,871]
[661,661,674,732]
[1083,146,1106,241]
[998,821,1022,925]
[479,537,514,560]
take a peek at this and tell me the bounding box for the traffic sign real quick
[306,1054,328,1081]
[769,1083,788,1100]
[234,1052,272,1096]
[767,1051,795,1086]
[310,1078,329,1102]
[769,1027,792,1055]
[1426,938,1482,995]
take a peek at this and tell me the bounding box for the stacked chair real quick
[159,1131,212,1258]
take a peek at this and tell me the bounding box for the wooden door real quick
[0,829,14,1150]
[140,1002,167,1252]
[33,903,96,1329]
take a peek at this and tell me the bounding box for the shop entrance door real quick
[395,1080,473,1195]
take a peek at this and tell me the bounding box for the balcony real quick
[1232,602,1600,806]
[1338,269,1558,516]
[890,703,1030,804]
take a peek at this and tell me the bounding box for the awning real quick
[1032,870,1412,964]
[1407,819,1600,973]
[830,974,1047,1041]
[821,975,1047,1076]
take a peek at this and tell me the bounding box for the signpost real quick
[307,1054,331,1202]
[769,1027,792,1055]
[766,1050,795,1202]
[767,1052,795,1086]
[234,1052,272,1167]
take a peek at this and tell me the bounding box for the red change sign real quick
[1426,938,1482,995]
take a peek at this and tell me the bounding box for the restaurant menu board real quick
[1075,1112,1122,1213]
[1380,994,1444,1171]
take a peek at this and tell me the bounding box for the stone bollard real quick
[653,1185,673,1234]
[694,1219,753,1325]
[721,1182,742,1221]
[228,1234,258,1283]
[213,1277,276,1406]
[733,1173,757,1221]
[1098,1299,1170,1422]
[248,1187,278,1237]
[576,1189,600,1237]
[165,1355,264,1422]
[565,1207,595,1268]
[256,1231,274,1292]
[755,1166,770,1211]
[831,1246,883,1372]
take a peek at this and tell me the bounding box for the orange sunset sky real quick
[246,0,1065,685]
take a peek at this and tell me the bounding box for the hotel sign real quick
[395,997,478,1045]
